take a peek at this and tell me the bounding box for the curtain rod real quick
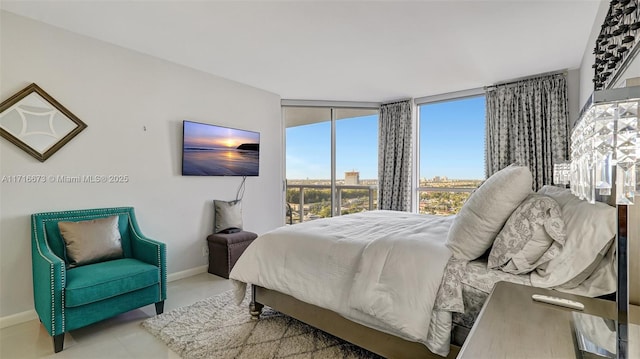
[381,98,412,106]
[281,99,381,109]
[414,87,485,105]
[485,70,567,90]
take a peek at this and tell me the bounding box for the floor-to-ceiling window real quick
[283,104,379,223]
[417,95,486,215]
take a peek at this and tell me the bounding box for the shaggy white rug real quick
[141,290,381,358]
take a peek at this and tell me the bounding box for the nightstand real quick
[458,281,640,358]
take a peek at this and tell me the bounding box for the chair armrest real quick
[130,230,167,300]
[31,225,66,337]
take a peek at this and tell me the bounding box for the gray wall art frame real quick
[0,83,87,162]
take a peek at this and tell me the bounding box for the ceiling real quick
[1,1,602,103]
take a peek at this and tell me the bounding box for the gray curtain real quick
[485,74,569,190]
[378,100,412,211]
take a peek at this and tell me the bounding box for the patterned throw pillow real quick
[531,185,616,294]
[488,194,566,274]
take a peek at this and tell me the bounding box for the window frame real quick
[414,88,486,214]
[282,100,380,223]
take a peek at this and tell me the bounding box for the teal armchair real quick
[31,207,166,353]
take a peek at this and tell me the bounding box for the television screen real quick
[182,120,260,176]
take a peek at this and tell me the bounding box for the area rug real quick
[141,289,381,359]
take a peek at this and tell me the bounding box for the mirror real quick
[0,83,87,162]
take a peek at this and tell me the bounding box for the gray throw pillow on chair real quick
[58,215,123,268]
[213,200,243,233]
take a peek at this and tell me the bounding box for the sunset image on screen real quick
[182,121,259,176]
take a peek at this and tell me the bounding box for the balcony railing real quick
[286,184,478,223]
[286,184,377,223]
[418,186,475,193]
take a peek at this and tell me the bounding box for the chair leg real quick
[53,334,64,353]
[155,301,164,315]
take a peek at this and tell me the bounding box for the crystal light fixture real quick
[570,85,639,359]
[571,86,639,204]
[553,162,571,187]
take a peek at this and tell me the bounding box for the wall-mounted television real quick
[182,120,260,176]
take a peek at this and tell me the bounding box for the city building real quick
[345,171,360,185]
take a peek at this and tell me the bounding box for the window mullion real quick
[331,108,337,217]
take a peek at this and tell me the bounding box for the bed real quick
[230,165,622,358]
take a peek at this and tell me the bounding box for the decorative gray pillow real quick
[214,200,243,233]
[446,164,533,260]
[488,194,566,274]
[58,215,123,268]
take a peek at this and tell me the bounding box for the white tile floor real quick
[0,273,234,359]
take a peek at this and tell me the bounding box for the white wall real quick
[578,0,609,107]
[567,68,580,127]
[0,11,284,319]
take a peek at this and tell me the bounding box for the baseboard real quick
[0,309,38,329]
[167,265,208,282]
[0,265,208,329]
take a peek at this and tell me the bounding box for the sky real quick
[420,96,485,180]
[286,96,485,181]
[286,115,378,179]
[183,120,259,149]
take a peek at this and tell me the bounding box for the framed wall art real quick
[0,83,87,162]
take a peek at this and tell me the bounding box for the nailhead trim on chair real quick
[32,216,65,335]
[33,208,132,335]
[129,217,166,302]
[32,206,167,339]
[36,207,131,217]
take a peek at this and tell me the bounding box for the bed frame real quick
[629,204,639,306]
[244,195,639,358]
[605,192,640,306]
[249,284,460,359]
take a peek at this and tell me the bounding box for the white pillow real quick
[555,243,616,297]
[531,186,616,293]
[488,194,566,274]
[446,164,533,260]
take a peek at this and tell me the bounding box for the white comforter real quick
[230,210,454,355]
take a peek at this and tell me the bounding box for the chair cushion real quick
[65,258,159,308]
